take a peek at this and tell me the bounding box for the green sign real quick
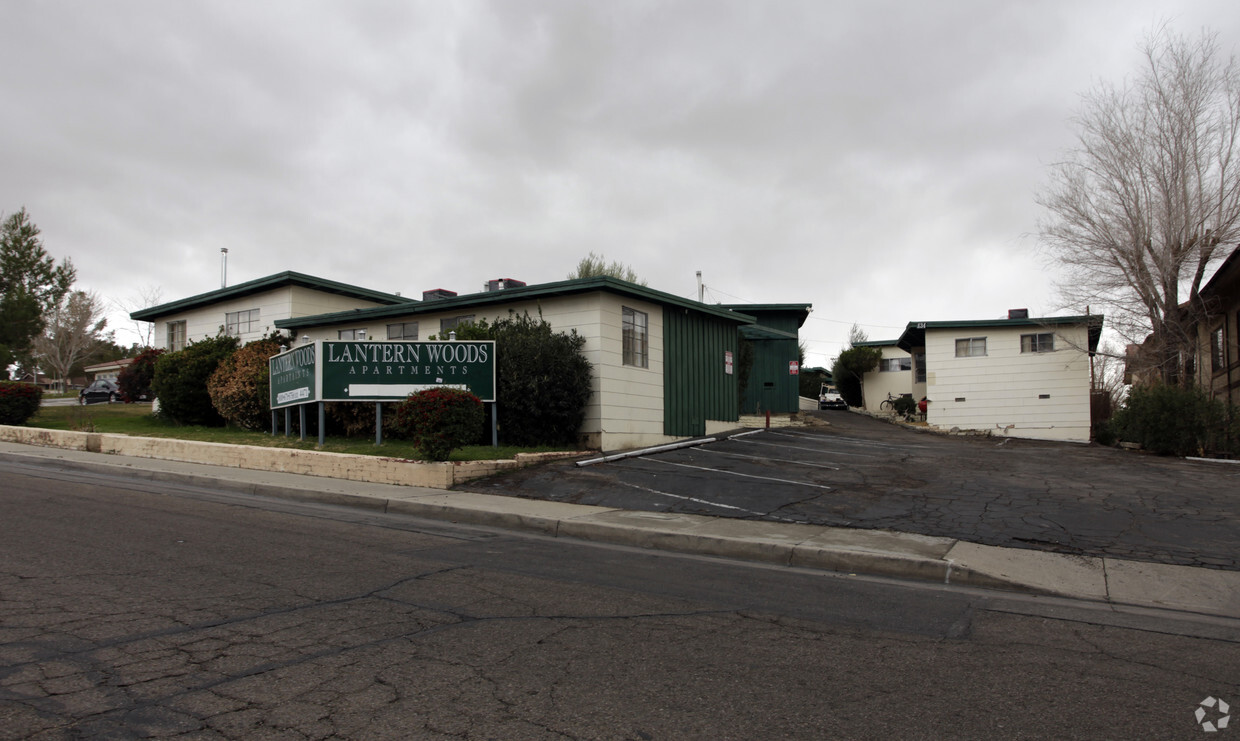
[268,344,317,409]
[321,341,495,402]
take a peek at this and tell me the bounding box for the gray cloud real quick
[2,0,1237,365]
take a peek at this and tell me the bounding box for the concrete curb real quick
[2,440,1237,619]
[0,424,589,489]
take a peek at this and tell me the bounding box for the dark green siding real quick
[663,309,739,437]
[739,337,800,414]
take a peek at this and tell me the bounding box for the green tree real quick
[434,312,594,446]
[830,325,881,408]
[152,335,239,426]
[568,252,647,285]
[0,208,76,377]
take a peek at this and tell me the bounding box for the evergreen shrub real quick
[207,338,285,430]
[117,347,163,402]
[1110,383,1236,456]
[393,387,484,461]
[151,335,239,426]
[0,381,42,425]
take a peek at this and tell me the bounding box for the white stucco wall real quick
[923,324,1092,442]
[861,345,913,410]
[294,292,671,451]
[152,287,391,349]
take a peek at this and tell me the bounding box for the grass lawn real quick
[29,403,568,462]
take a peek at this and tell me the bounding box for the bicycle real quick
[879,393,917,420]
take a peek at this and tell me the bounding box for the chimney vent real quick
[486,278,527,292]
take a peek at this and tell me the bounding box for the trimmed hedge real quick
[393,388,484,461]
[117,347,163,402]
[0,381,42,425]
[207,338,285,430]
[151,335,239,426]
[1111,383,1238,456]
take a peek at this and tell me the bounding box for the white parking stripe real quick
[646,458,831,490]
[733,437,877,458]
[614,481,795,520]
[767,429,929,450]
[697,447,842,470]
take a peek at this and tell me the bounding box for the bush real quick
[1110,383,1236,456]
[0,381,42,425]
[441,312,593,447]
[207,339,285,430]
[152,335,239,426]
[324,402,404,440]
[117,347,163,402]
[393,388,484,461]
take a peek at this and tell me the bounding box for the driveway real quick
[461,412,1240,570]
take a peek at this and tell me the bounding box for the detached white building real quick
[861,311,1103,442]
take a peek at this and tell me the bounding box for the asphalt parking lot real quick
[462,411,1240,570]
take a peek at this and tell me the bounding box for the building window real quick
[167,321,186,352]
[440,315,475,333]
[914,352,926,383]
[955,337,987,357]
[387,322,418,340]
[338,328,367,340]
[1021,333,1055,353]
[1212,326,1225,372]
[225,308,260,337]
[622,306,648,367]
[879,357,912,372]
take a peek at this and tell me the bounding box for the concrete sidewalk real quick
[2,440,1237,619]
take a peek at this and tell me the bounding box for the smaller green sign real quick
[321,341,496,402]
[268,344,318,409]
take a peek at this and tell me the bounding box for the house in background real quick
[83,357,135,382]
[1191,245,1240,405]
[133,272,809,451]
[852,339,915,411]
[130,272,409,351]
[861,310,1103,442]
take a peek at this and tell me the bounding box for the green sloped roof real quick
[130,272,411,321]
[275,275,759,329]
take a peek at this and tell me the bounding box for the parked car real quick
[818,383,847,410]
[79,379,122,404]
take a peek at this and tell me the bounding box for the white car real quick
[818,383,847,410]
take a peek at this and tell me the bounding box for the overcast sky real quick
[3,1,1238,366]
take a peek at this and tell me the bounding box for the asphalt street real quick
[463,412,1240,570]
[2,460,1237,739]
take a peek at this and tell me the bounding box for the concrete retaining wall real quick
[0,425,583,489]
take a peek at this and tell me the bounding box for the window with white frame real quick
[879,357,912,372]
[1020,333,1055,353]
[338,328,367,340]
[622,306,648,368]
[167,321,186,352]
[954,337,987,357]
[387,322,418,340]
[225,308,260,337]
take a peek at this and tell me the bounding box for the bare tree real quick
[1037,28,1240,384]
[33,290,110,392]
[111,284,164,348]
